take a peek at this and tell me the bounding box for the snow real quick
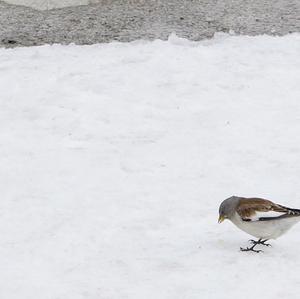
[0,33,300,299]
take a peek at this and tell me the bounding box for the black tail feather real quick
[278,204,300,215]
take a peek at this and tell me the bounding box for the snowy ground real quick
[1,33,300,299]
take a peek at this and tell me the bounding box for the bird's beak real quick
[218,215,225,223]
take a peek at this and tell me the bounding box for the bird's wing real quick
[236,198,300,222]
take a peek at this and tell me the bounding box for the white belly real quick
[230,212,300,239]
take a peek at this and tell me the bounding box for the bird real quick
[218,196,300,252]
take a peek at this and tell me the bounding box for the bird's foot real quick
[240,245,263,253]
[249,239,272,247]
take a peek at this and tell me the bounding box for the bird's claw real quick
[248,239,272,247]
[240,247,263,253]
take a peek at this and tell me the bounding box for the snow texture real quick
[0,33,300,299]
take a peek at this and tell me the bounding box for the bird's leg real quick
[249,238,272,247]
[240,240,263,253]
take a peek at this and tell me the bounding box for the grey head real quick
[218,196,241,223]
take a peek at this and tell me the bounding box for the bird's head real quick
[218,196,240,223]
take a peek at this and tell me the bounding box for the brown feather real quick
[236,197,288,219]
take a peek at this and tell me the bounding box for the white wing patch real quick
[250,211,286,221]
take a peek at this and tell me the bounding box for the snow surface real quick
[1,33,300,299]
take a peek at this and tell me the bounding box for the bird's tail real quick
[278,205,300,216]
